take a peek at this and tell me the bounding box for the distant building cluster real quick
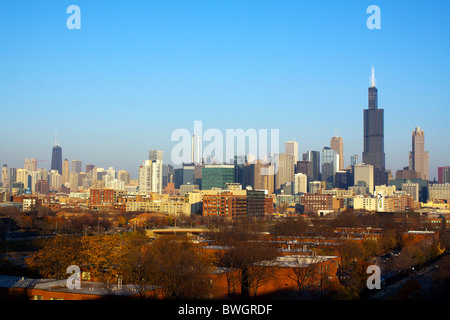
[1,68,449,219]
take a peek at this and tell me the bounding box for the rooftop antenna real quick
[370,65,376,88]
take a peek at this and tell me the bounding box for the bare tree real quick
[212,220,278,298]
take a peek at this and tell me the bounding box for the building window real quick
[33,295,43,300]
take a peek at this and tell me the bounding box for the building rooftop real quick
[0,275,159,297]
[254,255,339,268]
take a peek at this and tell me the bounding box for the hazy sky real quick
[1,0,449,179]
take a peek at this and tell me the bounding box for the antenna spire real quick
[370,65,376,87]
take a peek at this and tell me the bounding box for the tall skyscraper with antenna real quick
[362,66,386,186]
[51,131,63,174]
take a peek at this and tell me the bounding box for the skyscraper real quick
[1,165,8,188]
[62,159,70,185]
[438,166,450,184]
[354,163,374,195]
[71,160,82,174]
[330,136,344,171]
[191,134,202,164]
[201,164,235,190]
[275,153,295,192]
[321,147,338,186]
[149,150,163,194]
[304,151,320,181]
[362,66,386,185]
[51,146,62,175]
[285,140,299,163]
[409,127,429,181]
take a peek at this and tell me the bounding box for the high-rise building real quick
[149,150,163,162]
[149,150,163,194]
[71,160,82,174]
[304,151,320,181]
[118,170,130,184]
[362,66,386,186]
[51,138,63,175]
[9,167,16,194]
[69,172,79,192]
[294,173,307,195]
[285,140,299,164]
[350,154,359,167]
[354,163,374,195]
[36,180,49,195]
[138,160,152,194]
[330,136,344,171]
[1,165,9,188]
[243,160,275,194]
[402,183,420,202]
[49,170,63,191]
[86,164,95,174]
[438,166,450,184]
[275,153,295,192]
[16,169,29,189]
[296,160,313,181]
[409,127,429,181]
[202,164,235,190]
[191,135,202,164]
[62,159,70,184]
[321,147,338,186]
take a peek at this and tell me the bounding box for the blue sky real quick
[1,0,449,179]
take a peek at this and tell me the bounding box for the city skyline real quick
[1,1,449,179]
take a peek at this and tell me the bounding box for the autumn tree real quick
[212,220,278,298]
[121,234,216,299]
[26,235,83,279]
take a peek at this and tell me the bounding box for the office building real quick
[62,159,70,184]
[69,172,79,192]
[275,153,295,192]
[36,180,49,195]
[304,151,320,181]
[321,147,338,186]
[402,183,420,202]
[201,164,235,190]
[409,127,429,181]
[362,66,386,186]
[182,164,195,185]
[16,169,29,190]
[202,192,247,220]
[354,163,374,195]
[118,170,130,184]
[243,160,275,195]
[71,160,82,174]
[138,161,152,194]
[149,150,163,194]
[1,165,9,188]
[294,173,307,195]
[438,166,450,184]
[149,150,163,162]
[429,184,450,201]
[285,140,299,163]
[51,146,62,175]
[296,160,313,181]
[389,178,429,203]
[350,155,359,167]
[191,134,202,164]
[330,136,344,171]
